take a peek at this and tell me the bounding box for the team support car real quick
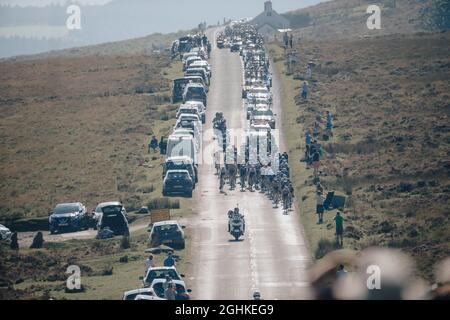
[162,169,194,197]
[49,202,89,234]
[149,220,185,249]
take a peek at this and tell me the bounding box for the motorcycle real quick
[228,212,245,241]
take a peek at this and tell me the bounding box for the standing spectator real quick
[289,34,293,48]
[306,64,312,79]
[283,32,289,48]
[165,283,177,300]
[163,251,176,267]
[145,254,155,272]
[312,149,321,178]
[159,136,167,155]
[163,274,173,291]
[305,130,312,156]
[149,136,158,153]
[316,192,324,224]
[301,81,309,100]
[333,211,344,247]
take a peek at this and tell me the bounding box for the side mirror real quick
[181,225,186,229]
[180,274,185,278]
[48,211,54,216]
[139,276,144,280]
[187,289,192,293]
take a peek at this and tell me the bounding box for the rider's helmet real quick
[253,291,262,300]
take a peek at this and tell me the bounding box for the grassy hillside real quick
[4,30,192,62]
[271,0,449,282]
[285,0,430,40]
[0,39,184,224]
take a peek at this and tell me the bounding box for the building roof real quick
[250,1,290,30]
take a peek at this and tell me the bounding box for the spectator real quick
[333,211,344,247]
[316,192,324,224]
[163,251,176,267]
[149,136,158,153]
[163,274,173,291]
[165,283,177,300]
[145,254,155,271]
[159,136,167,155]
[283,32,289,48]
[312,149,321,178]
[289,34,293,48]
[306,64,312,79]
[301,81,309,100]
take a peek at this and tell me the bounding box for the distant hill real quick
[285,0,430,40]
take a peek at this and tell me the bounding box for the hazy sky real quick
[0,0,326,57]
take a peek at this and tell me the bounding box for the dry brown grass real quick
[0,53,179,221]
[270,31,450,281]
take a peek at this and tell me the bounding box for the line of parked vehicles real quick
[121,35,214,300]
[162,34,212,198]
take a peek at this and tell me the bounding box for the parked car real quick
[162,169,194,197]
[178,103,205,124]
[149,220,185,249]
[92,201,127,229]
[163,156,198,184]
[150,279,191,300]
[0,224,12,242]
[189,60,212,79]
[122,288,164,300]
[142,266,184,287]
[182,83,207,106]
[97,203,129,236]
[49,202,89,234]
[184,68,209,86]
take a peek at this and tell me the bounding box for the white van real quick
[166,135,198,165]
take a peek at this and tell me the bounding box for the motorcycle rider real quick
[228,207,245,239]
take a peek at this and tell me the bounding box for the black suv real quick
[162,170,194,197]
[49,202,89,234]
[98,203,129,236]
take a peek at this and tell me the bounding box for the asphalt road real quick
[187,29,312,300]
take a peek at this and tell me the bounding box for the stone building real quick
[250,1,290,37]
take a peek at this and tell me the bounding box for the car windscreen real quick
[253,110,273,116]
[54,204,80,214]
[166,161,190,171]
[168,172,189,179]
[154,224,179,233]
[146,269,180,282]
[187,87,205,95]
